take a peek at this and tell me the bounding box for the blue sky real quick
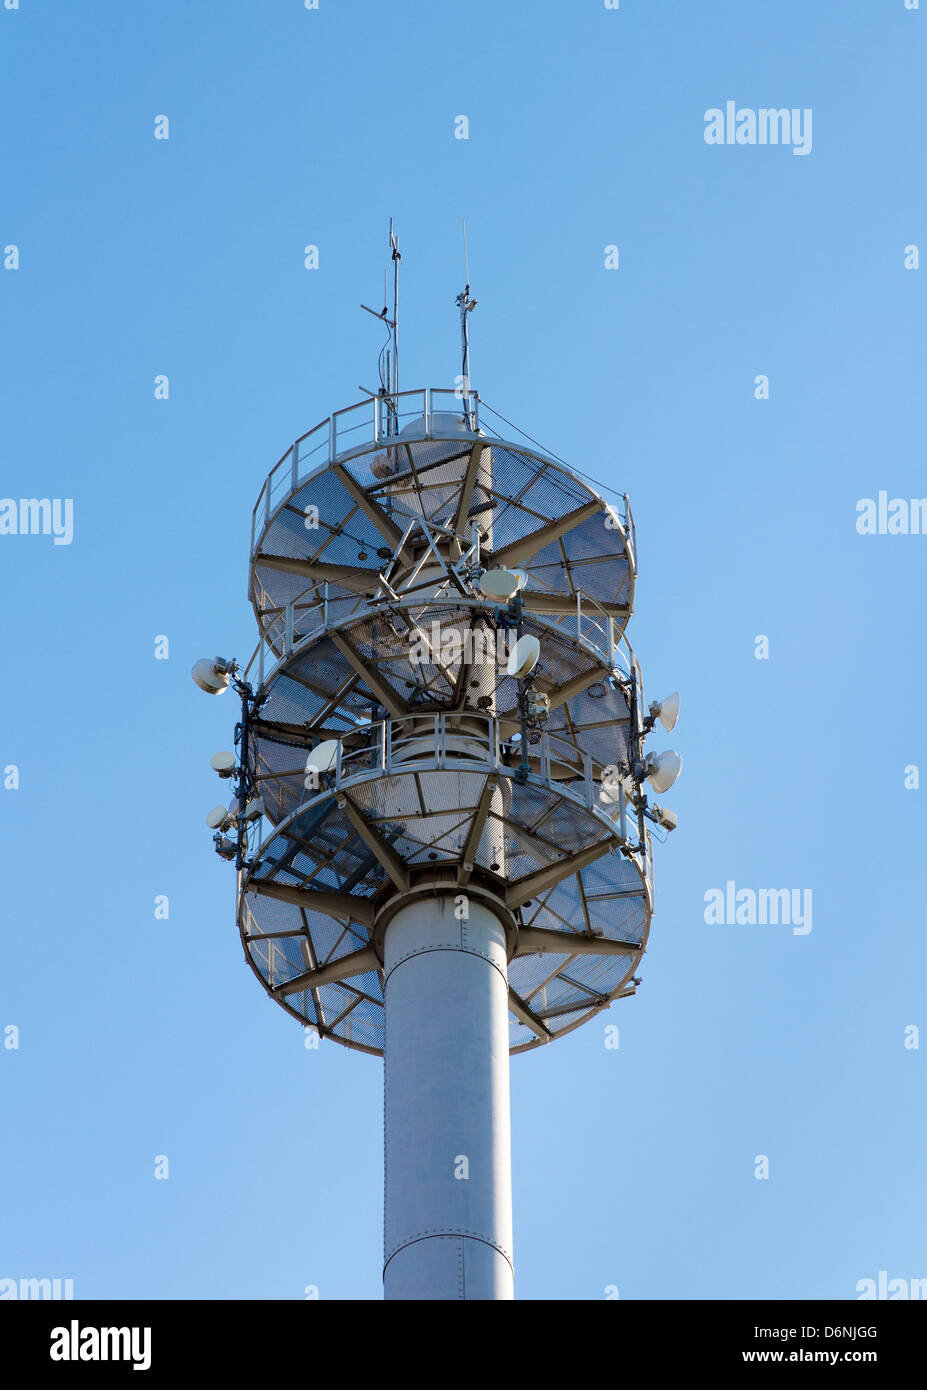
[1,0,924,1300]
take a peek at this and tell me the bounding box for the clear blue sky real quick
[1,0,924,1300]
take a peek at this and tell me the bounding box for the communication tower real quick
[194,231,682,1299]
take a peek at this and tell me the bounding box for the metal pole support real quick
[382,894,515,1300]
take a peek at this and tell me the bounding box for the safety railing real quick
[284,711,646,856]
[243,578,643,693]
[250,387,493,553]
[249,389,639,580]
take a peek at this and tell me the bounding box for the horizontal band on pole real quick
[383,1230,515,1275]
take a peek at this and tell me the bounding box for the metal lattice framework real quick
[224,388,663,1054]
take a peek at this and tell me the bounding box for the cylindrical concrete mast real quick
[382,892,514,1299]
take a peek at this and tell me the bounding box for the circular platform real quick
[245,606,635,828]
[239,715,651,1054]
[249,392,636,659]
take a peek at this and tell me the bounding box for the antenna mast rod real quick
[360,221,402,436]
[389,220,401,434]
[456,221,477,427]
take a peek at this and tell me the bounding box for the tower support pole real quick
[382,893,515,1300]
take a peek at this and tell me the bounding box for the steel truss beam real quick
[328,629,408,717]
[338,795,411,892]
[254,554,373,593]
[506,840,615,910]
[275,944,380,998]
[247,879,374,926]
[489,500,602,569]
[515,927,641,958]
[508,989,552,1041]
[332,463,406,556]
